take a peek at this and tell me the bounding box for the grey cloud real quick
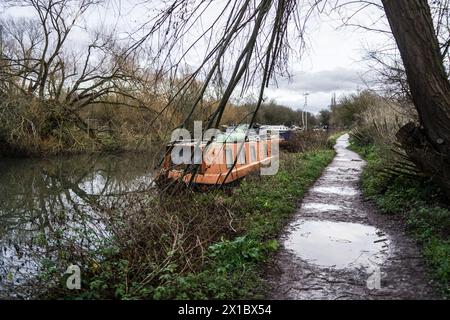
[278,68,364,93]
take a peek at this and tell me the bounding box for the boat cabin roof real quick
[168,132,276,147]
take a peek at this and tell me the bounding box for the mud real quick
[265,134,439,300]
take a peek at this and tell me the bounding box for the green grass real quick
[350,141,450,298]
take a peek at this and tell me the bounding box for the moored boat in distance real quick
[259,125,293,141]
[227,124,295,141]
[159,127,279,186]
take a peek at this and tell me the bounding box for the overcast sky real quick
[264,11,388,113]
[1,0,389,114]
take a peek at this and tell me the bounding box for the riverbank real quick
[349,141,450,298]
[31,143,334,299]
[0,131,160,158]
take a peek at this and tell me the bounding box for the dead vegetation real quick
[281,130,331,153]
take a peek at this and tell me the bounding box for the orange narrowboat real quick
[159,130,279,186]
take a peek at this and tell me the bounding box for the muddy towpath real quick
[266,134,439,300]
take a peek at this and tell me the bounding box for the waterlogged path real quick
[266,134,439,300]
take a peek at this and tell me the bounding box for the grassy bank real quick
[327,131,346,147]
[350,141,450,298]
[42,147,334,300]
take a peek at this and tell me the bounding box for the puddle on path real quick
[302,203,343,212]
[325,167,360,173]
[322,174,359,182]
[285,220,390,269]
[312,186,358,196]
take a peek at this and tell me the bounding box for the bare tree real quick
[130,0,306,135]
[0,0,155,141]
[380,0,450,197]
[357,1,449,104]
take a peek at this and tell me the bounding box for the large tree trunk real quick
[381,0,450,198]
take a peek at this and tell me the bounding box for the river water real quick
[0,153,158,297]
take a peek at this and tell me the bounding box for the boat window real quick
[225,147,234,169]
[250,145,257,162]
[237,145,246,164]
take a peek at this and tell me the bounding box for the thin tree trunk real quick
[382,0,450,197]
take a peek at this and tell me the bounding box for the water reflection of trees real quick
[0,153,157,297]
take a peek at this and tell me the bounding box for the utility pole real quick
[301,109,304,129]
[0,24,3,55]
[304,92,309,131]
